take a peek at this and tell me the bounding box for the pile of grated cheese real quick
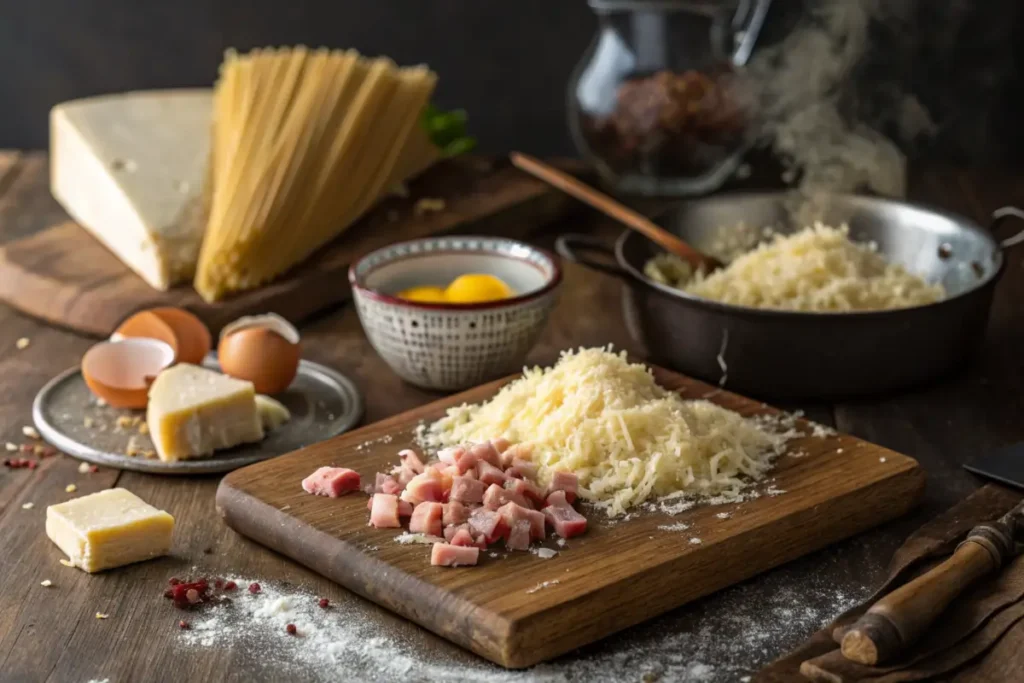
[418,347,790,517]
[644,222,945,312]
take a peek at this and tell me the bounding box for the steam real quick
[742,0,941,198]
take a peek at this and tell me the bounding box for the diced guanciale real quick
[548,470,578,503]
[505,520,532,551]
[442,500,470,526]
[301,467,361,498]
[409,502,443,537]
[543,502,587,538]
[398,449,426,474]
[450,475,486,504]
[431,543,479,567]
[477,460,506,487]
[370,494,401,528]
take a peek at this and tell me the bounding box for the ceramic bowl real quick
[349,236,562,391]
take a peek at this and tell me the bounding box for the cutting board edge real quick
[501,459,926,667]
[215,479,516,666]
[217,451,925,669]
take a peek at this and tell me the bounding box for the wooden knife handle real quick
[839,520,1015,665]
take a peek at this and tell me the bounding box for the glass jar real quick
[568,0,771,196]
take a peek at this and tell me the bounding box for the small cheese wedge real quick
[147,363,264,461]
[50,89,213,290]
[46,488,174,573]
[255,394,290,431]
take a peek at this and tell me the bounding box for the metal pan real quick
[557,193,1024,399]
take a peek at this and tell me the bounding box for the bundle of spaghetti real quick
[195,47,438,302]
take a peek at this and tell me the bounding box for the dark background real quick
[1,0,1022,164]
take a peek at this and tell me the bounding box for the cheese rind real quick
[50,89,212,290]
[45,488,174,573]
[146,363,264,461]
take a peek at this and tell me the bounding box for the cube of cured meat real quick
[469,441,501,467]
[477,460,506,487]
[409,502,443,537]
[500,443,532,469]
[505,520,532,551]
[503,478,534,504]
[449,528,477,547]
[508,458,538,481]
[374,472,401,495]
[469,508,508,544]
[398,500,414,517]
[402,471,446,505]
[484,483,531,511]
[444,523,468,542]
[301,467,361,498]
[548,471,578,503]
[498,502,546,541]
[430,543,479,567]
[543,502,587,538]
[442,501,470,526]
[450,475,486,505]
[369,494,402,528]
[490,437,511,455]
[398,449,426,474]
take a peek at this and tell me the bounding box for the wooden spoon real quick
[509,152,721,271]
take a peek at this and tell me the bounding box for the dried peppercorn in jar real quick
[569,0,771,196]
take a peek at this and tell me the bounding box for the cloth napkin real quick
[755,484,1024,683]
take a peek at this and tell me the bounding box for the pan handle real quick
[555,234,630,280]
[989,207,1024,248]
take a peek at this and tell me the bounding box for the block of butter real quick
[46,488,174,573]
[147,363,264,461]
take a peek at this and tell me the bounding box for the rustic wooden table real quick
[1,151,1022,683]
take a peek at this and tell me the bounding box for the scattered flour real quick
[657,522,691,532]
[172,560,871,683]
[394,533,443,545]
[879,457,887,463]
[531,548,559,559]
[716,512,731,520]
[689,538,703,545]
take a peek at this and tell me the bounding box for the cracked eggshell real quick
[82,338,176,409]
[217,314,301,394]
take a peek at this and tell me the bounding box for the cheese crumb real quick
[5,442,17,451]
[22,425,40,439]
[21,502,34,510]
[40,579,52,587]
[83,417,95,429]
[59,559,74,567]
[879,456,887,463]
[16,337,30,350]
[716,512,731,519]
[78,462,91,474]
[95,612,109,619]
[138,422,150,435]
[65,484,78,493]
[689,537,703,545]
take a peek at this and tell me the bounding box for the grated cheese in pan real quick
[645,222,945,312]
[419,348,791,517]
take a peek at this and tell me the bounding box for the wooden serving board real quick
[216,366,925,669]
[0,156,579,337]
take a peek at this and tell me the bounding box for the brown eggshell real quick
[82,338,176,409]
[218,327,301,394]
[149,307,212,365]
[112,311,180,363]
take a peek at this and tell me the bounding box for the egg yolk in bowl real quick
[397,274,515,304]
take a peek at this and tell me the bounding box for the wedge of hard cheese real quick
[147,363,264,461]
[50,89,212,290]
[46,488,174,573]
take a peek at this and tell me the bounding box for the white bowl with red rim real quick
[349,235,562,391]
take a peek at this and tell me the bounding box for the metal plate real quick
[32,355,363,475]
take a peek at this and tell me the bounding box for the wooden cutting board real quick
[216,366,925,669]
[0,156,579,337]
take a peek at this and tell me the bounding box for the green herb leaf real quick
[422,104,477,158]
